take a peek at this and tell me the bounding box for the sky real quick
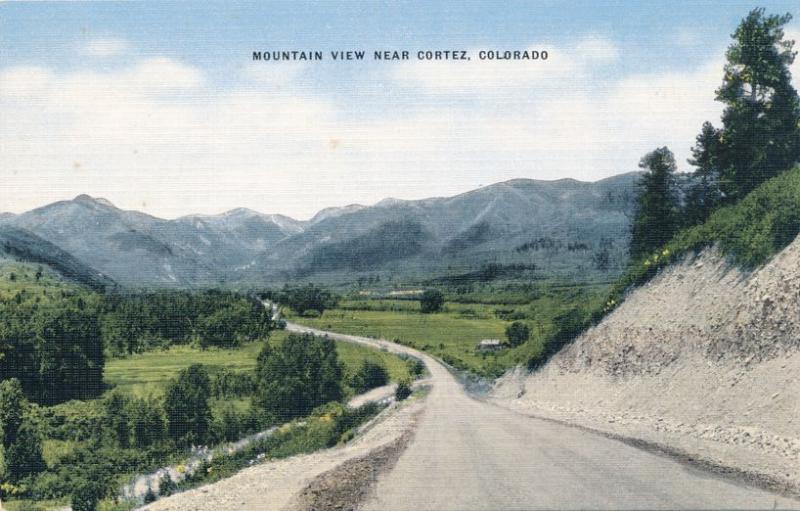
[1,1,799,219]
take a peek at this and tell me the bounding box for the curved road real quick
[287,323,797,510]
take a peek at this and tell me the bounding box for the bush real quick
[395,381,412,401]
[419,289,444,313]
[275,285,337,315]
[211,369,256,399]
[350,361,389,393]
[71,480,103,511]
[505,321,530,347]
[159,472,177,497]
[407,358,426,378]
[144,486,157,503]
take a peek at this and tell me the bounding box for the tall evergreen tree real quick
[0,378,45,482]
[104,391,131,448]
[0,378,24,448]
[35,305,104,404]
[716,8,800,199]
[685,122,723,225]
[164,364,212,446]
[630,147,680,259]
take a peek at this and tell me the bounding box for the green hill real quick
[530,165,800,369]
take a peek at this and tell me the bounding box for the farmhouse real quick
[476,339,505,351]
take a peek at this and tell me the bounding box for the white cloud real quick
[83,37,129,58]
[1,34,798,219]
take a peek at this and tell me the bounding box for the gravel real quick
[492,238,800,495]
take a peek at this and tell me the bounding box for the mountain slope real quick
[2,173,640,287]
[5,195,216,287]
[0,225,114,290]
[4,197,302,287]
[252,173,639,283]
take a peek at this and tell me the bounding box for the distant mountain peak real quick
[309,204,366,224]
[221,207,261,217]
[73,194,116,208]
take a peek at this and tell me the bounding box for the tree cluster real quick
[632,9,800,259]
[419,289,444,313]
[0,379,45,484]
[254,334,343,421]
[270,284,338,315]
[102,290,271,355]
[0,299,104,405]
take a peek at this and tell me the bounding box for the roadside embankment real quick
[492,238,800,495]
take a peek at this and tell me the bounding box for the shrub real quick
[159,472,177,497]
[419,289,444,313]
[395,381,412,401]
[350,361,389,393]
[505,321,530,347]
[144,486,157,503]
[407,358,426,378]
[211,369,256,399]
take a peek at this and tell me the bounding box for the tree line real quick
[0,289,273,406]
[631,8,800,259]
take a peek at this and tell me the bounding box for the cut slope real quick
[492,236,800,494]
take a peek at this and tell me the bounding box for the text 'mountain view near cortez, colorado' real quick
[1,1,800,510]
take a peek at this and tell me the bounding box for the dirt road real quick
[288,324,797,510]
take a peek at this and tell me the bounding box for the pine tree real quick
[0,379,45,482]
[104,391,131,448]
[164,364,212,446]
[4,421,46,482]
[630,147,680,259]
[685,122,723,225]
[716,9,800,199]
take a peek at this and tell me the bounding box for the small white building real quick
[476,339,505,351]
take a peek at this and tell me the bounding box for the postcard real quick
[1,2,798,510]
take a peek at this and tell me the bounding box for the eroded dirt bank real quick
[492,239,800,495]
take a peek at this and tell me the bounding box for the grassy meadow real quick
[286,292,602,376]
[105,329,412,399]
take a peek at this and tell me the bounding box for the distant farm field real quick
[105,329,411,398]
[288,300,549,376]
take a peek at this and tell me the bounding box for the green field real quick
[288,301,547,376]
[0,259,76,304]
[105,329,411,398]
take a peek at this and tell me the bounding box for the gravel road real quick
[148,323,797,510]
[289,325,797,510]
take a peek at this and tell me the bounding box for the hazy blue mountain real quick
[6,195,219,287]
[4,173,641,287]
[308,204,366,225]
[0,225,115,290]
[254,173,640,283]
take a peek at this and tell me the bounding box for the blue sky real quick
[1,1,799,218]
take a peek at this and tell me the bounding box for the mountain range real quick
[0,174,640,288]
